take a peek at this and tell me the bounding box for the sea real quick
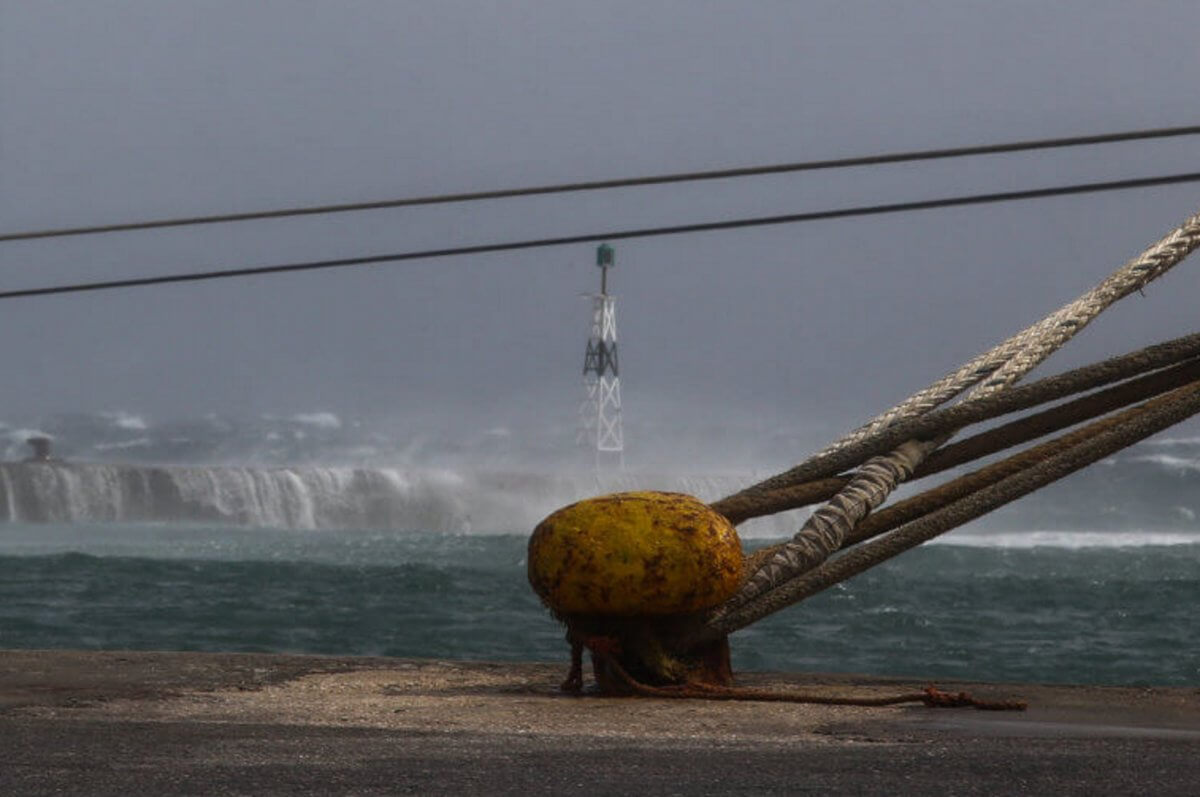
[1,411,1199,687]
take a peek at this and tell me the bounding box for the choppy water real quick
[2,522,1197,687]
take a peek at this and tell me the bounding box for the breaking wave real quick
[0,462,782,535]
[935,530,1200,549]
[4,410,1200,539]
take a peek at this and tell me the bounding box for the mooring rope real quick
[710,210,1200,624]
[715,440,936,614]
[727,211,1200,500]
[706,379,1200,637]
[912,356,1200,479]
[713,353,1200,526]
[734,357,1199,587]
[578,638,1026,710]
[844,411,1135,548]
[712,330,1200,523]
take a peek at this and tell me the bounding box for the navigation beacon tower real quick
[578,243,624,467]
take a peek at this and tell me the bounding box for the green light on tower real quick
[596,243,615,294]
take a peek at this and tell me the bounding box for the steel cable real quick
[5,175,1200,301]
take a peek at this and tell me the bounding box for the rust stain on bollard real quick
[527,491,742,616]
[528,491,743,690]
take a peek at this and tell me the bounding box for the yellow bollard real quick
[528,491,743,616]
[528,491,743,690]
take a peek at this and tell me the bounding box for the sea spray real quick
[0,462,800,534]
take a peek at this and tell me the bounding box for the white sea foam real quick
[1146,435,1200,446]
[5,428,52,441]
[3,429,53,460]
[1,405,1199,541]
[101,411,148,431]
[934,530,1200,549]
[290,412,342,429]
[93,438,152,451]
[1130,454,1200,472]
[2,458,1198,545]
[0,461,767,534]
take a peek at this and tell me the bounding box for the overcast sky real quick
[3,1,1200,462]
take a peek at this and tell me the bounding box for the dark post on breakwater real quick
[23,436,55,463]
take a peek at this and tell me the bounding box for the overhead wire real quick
[2,124,1199,242]
[2,170,1199,301]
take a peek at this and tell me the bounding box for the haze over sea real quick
[1,411,1199,687]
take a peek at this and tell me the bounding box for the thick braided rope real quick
[712,330,1200,517]
[846,205,1200,443]
[711,332,1200,524]
[911,357,1200,481]
[703,380,1200,638]
[830,362,1200,552]
[713,440,933,614]
[712,210,1200,624]
[847,412,1137,549]
[734,209,1200,498]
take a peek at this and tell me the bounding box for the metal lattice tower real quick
[578,244,624,467]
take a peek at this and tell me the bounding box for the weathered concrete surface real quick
[1,650,1198,795]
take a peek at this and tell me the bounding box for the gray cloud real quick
[3,1,1200,465]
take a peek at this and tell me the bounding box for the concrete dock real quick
[2,650,1198,795]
